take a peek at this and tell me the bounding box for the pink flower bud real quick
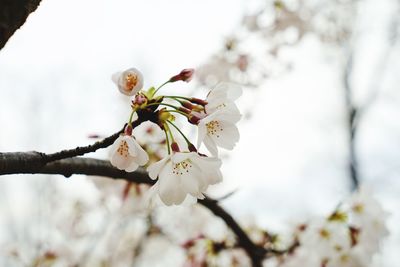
[124,125,133,135]
[133,94,147,105]
[181,101,194,110]
[171,142,180,152]
[169,68,194,82]
[188,115,201,125]
[178,106,191,114]
[190,98,208,106]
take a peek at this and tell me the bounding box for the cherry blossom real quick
[197,109,240,156]
[205,82,242,120]
[112,67,144,96]
[147,152,222,206]
[110,134,149,172]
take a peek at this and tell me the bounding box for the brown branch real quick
[199,198,267,267]
[43,127,124,163]
[0,0,43,50]
[0,152,271,266]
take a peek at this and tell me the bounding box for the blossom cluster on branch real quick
[264,187,388,267]
[109,67,242,206]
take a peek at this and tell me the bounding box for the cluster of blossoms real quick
[109,67,242,206]
[269,187,389,267]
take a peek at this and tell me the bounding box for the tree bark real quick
[0,0,42,50]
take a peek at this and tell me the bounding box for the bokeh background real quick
[0,0,399,266]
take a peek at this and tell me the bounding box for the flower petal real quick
[131,139,149,165]
[212,121,240,150]
[125,161,139,172]
[158,163,187,205]
[147,156,170,180]
[197,121,207,149]
[203,135,219,156]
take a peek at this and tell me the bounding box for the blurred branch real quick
[0,0,43,50]
[0,152,277,267]
[343,12,399,191]
[343,53,359,191]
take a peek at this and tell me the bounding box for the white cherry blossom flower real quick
[110,134,149,172]
[205,82,242,120]
[197,109,240,156]
[147,152,222,206]
[344,186,389,255]
[299,219,352,261]
[112,67,144,96]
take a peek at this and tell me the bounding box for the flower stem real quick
[153,80,170,95]
[128,108,137,126]
[164,95,192,101]
[166,120,191,146]
[164,123,175,143]
[165,109,189,118]
[146,102,181,110]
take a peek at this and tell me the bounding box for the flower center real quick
[124,73,138,91]
[172,160,193,175]
[117,140,129,158]
[206,120,222,137]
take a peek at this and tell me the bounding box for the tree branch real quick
[0,152,271,266]
[0,0,43,50]
[343,53,359,191]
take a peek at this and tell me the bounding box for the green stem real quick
[128,108,137,125]
[166,120,191,146]
[165,109,189,117]
[164,123,175,143]
[164,95,191,101]
[153,80,170,95]
[146,102,181,110]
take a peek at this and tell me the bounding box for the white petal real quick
[131,139,149,165]
[225,83,242,101]
[212,121,240,150]
[110,153,130,170]
[158,163,186,205]
[219,102,242,123]
[203,135,219,156]
[179,163,204,196]
[196,156,223,185]
[111,72,122,85]
[197,121,207,149]
[125,161,139,172]
[147,156,170,180]
[124,136,138,157]
[171,152,194,164]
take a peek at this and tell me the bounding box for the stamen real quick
[125,73,138,91]
[206,120,223,138]
[172,160,193,175]
[117,140,130,158]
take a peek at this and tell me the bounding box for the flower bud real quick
[178,106,191,114]
[181,101,195,110]
[188,115,201,125]
[124,125,133,135]
[133,94,148,106]
[188,143,197,152]
[190,98,208,106]
[171,142,180,152]
[169,68,194,83]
